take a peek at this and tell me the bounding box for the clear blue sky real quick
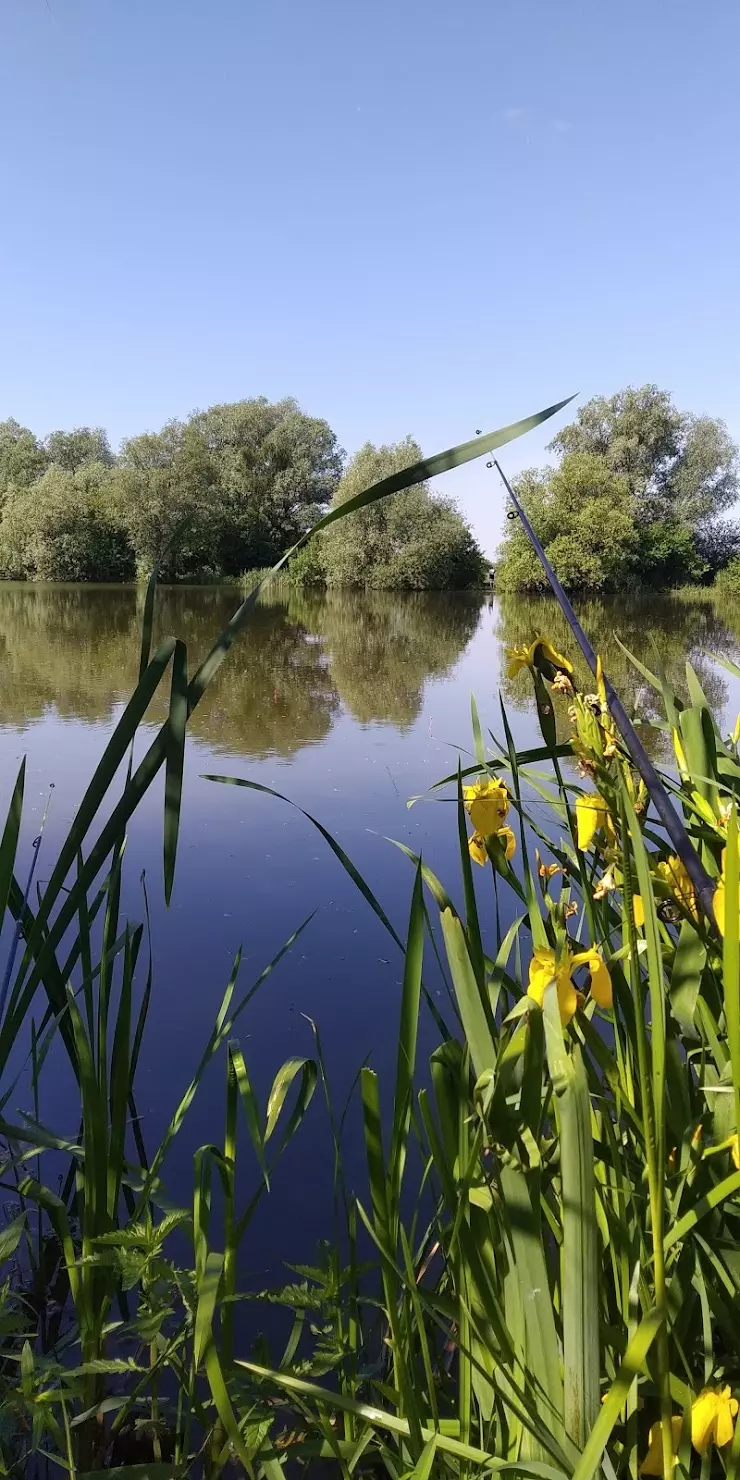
[2,0,739,553]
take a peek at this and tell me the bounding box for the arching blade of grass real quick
[188,398,575,703]
[203,775,403,948]
[238,1360,570,1478]
[406,741,574,805]
[205,774,455,1038]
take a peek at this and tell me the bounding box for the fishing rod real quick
[493,458,716,924]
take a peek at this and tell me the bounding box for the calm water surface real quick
[2,583,740,1270]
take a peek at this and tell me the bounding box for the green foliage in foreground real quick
[0,399,568,1475]
[4,576,740,1478]
[496,384,739,592]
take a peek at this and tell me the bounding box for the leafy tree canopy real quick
[0,462,132,582]
[497,386,739,592]
[0,399,344,582]
[0,418,49,490]
[316,438,484,590]
[45,426,114,471]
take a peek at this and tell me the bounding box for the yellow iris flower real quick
[506,636,573,681]
[715,875,726,933]
[576,792,609,850]
[639,1416,683,1475]
[462,776,510,834]
[468,826,516,867]
[527,944,612,1024]
[713,848,739,937]
[640,1388,738,1472]
[656,854,697,920]
[464,777,516,867]
[691,1386,738,1453]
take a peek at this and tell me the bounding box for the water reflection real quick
[0,584,481,757]
[277,589,481,727]
[3,585,740,762]
[494,592,740,749]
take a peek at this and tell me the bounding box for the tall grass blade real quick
[137,567,159,681]
[389,863,424,1226]
[542,985,599,1448]
[164,639,188,906]
[440,908,496,1077]
[0,758,24,943]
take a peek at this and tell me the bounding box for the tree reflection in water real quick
[0,585,480,757]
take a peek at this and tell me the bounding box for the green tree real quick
[320,438,483,589]
[112,420,217,576]
[496,454,640,593]
[188,397,343,571]
[112,398,342,578]
[0,463,133,581]
[550,385,738,524]
[497,386,739,592]
[0,419,49,491]
[45,426,114,471]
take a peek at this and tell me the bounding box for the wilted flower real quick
[551,670,574,696]
[468,826,516,867]
[536,849,562,880]
[593,867,617,901]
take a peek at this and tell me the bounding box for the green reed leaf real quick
[164,638,188,906]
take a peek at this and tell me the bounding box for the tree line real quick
[0,400,484,588]
[495,385,739,591]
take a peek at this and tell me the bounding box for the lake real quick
[2,582,740,1275]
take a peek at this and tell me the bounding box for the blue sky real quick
[2,0,739,553]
